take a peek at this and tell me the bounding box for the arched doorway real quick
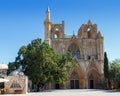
[88,74,94,89]
[70,71,79,89]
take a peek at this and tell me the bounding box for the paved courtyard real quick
[1,89,120,96]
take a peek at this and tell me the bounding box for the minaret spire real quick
[46,6,50,20]
[44,7,52,46]
[46,6,50,13]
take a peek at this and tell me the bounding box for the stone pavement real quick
[1,89,120,96]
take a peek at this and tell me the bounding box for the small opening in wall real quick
[54,34,58,39]
[55,27,59,31]
[87,28,90,31]
[88,56,91,60]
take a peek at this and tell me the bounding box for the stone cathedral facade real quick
[44,8,104,89]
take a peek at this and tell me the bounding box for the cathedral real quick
[44,8,104,89]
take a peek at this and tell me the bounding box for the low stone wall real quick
[4,76,28,94]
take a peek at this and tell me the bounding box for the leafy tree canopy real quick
[8,38,75,85]
[108,59,120,88]
[109,59,120,80]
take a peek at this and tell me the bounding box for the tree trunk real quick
[49,83,52,89]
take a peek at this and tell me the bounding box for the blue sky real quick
[0,0,120,64]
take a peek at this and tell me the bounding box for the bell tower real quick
[44,7,52,46]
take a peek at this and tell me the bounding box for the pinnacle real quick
[87,20,92,25]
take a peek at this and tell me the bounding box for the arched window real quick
[54,34,58,39]
[87,27,91,31]
[68,43,80,60]
[55,27,59,31]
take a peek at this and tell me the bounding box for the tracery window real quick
[68,43,80,60]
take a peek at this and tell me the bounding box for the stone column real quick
[85,76,88,89]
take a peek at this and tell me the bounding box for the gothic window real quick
[55,27,59,31]
[10,82,21,88]
[68,43,80,60]
[87,27,91,31]
[54,34,58,38]
[54,26,60,31]
[87,27,92,38]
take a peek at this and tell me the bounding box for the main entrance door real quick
[90,80,94,89]
[70,71,79,89]
[89,74,94,89]
[70,80,79,89]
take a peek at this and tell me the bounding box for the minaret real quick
[46,7,50,21]
[44,7,52,46]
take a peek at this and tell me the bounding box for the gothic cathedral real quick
[44,8,104,89]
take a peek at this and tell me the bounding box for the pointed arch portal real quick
[70,71,79,89]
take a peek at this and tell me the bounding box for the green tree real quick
[104,52,109,80]
[109,59,120,88]
[8,38,75,91]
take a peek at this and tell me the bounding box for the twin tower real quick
[44,7,104,89]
